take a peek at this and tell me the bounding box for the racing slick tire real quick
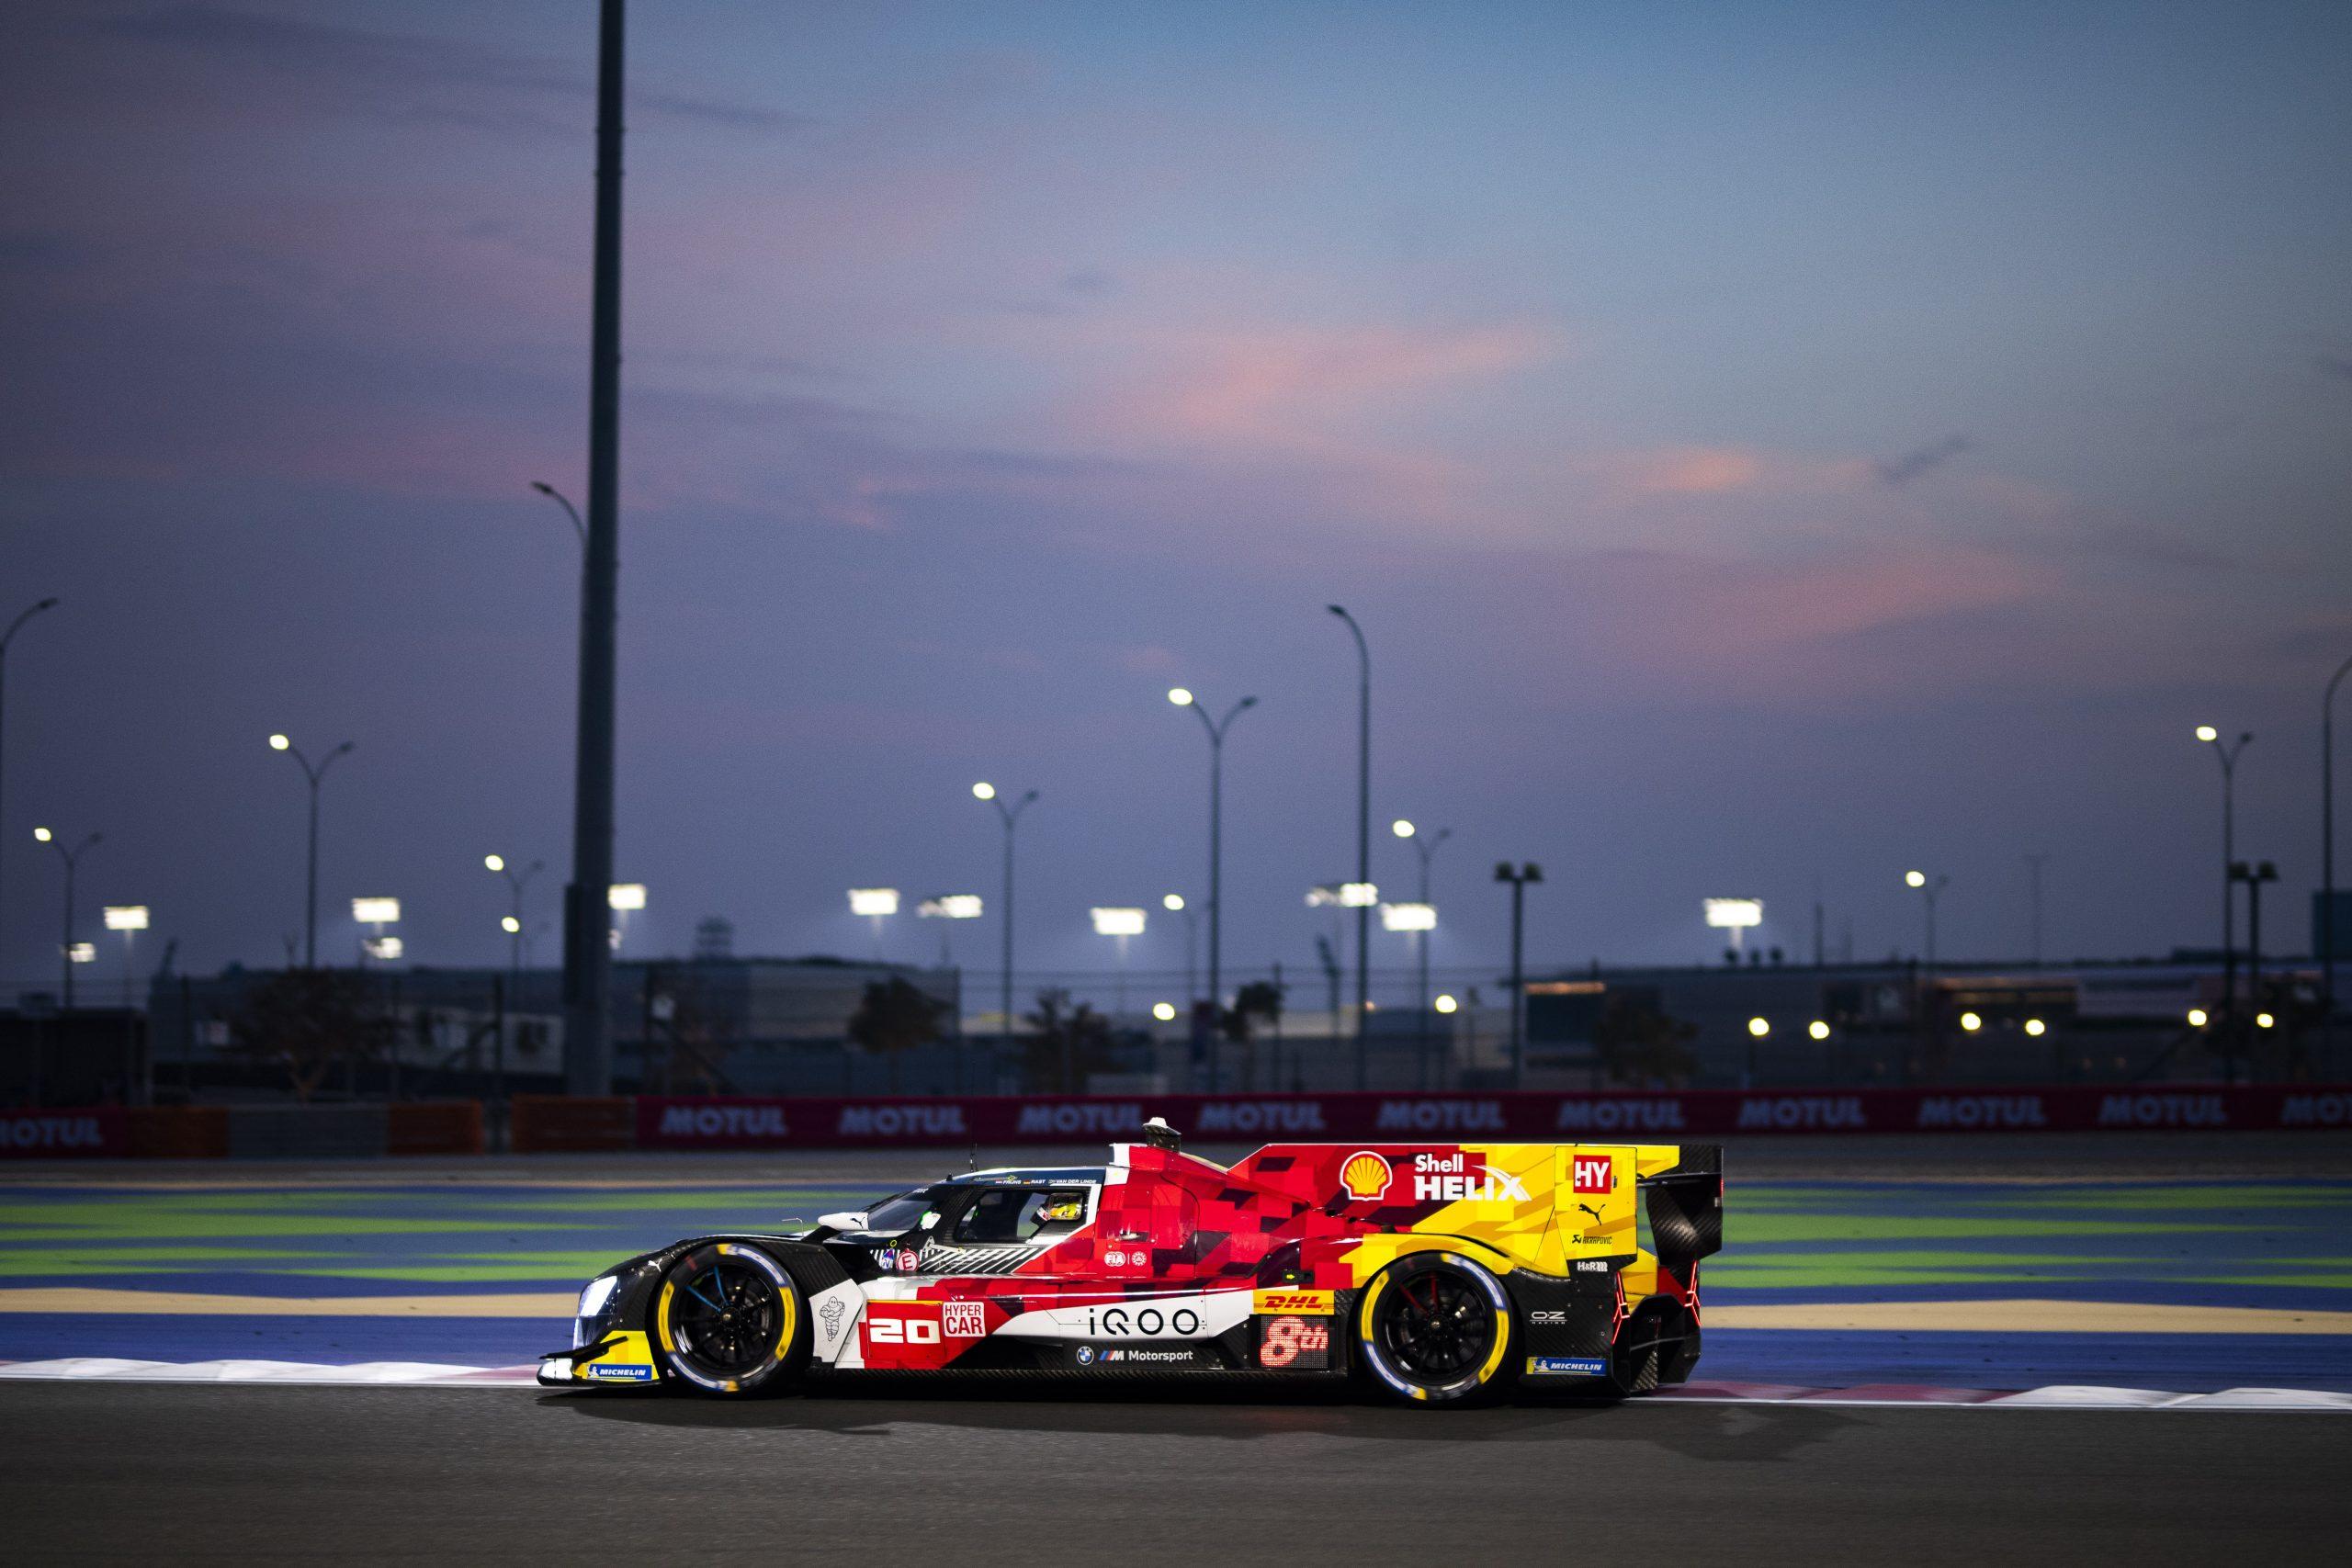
[651,1242,810,1397]
[1354,1252,1517,1406]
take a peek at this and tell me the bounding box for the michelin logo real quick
[587,1364,654,1382]
[1526,1357,1608,1376]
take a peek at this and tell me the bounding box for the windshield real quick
[854,1190,935,1234]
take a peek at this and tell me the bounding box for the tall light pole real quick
[269,733,354,969]
[1162,893,1196,1002]
[1,597,60,991]
[1395,818,1449,1075]
[2197,726,2253,1021]
[34,827,99,1010]
[560,0,628,1098]
[973,782,1037,1053]
[1328,606,1372,1082]
[2323,659,2352,1054]
[1905,870,1950,970]
[1169,687,1257,1032]
[1494,862,1541,1089]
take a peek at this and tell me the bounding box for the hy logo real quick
[1340,1151,1394,1202]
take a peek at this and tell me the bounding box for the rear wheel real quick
[1355,1252,1516,1405]
[653,1243,807,1396]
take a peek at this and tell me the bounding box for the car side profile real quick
[541,1122,1723,1404]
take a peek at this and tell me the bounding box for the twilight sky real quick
[3,0,2349,998]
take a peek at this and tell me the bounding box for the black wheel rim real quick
[669,1259,781,1376]
[1377,1268,1494,1382]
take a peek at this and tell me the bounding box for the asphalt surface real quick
[4,1381,2348,1565]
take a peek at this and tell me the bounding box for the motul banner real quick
[635,1084,2352,1150]
[0,1108,128,1158]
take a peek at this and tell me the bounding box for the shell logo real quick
[1339,1151,1394,1202]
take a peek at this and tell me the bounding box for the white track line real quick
[0,1359,2348,1406]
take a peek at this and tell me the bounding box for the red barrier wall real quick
[636,1083,2352,1150]
[0,1107,128,1157]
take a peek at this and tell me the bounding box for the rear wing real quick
[1639,1145,1722,1266]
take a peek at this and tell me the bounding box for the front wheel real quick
[653,1243,808,1396]
[1355,1252,1516,1405]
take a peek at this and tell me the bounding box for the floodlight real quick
[848,888,900,919]
[103,906,149,932]
[68,942,96,964]
[351,897,401,925]
[365,936,403,960]
[1090,906,1148,938]
[919,895,984,919]
[607,883,647,911]
[1380,902,1437,932]
[1340,881,1378,908]
[1703,898,1763,930]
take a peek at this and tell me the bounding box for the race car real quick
[539,1121,1722,1404]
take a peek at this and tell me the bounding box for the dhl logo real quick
[1253,1289,1337,1314]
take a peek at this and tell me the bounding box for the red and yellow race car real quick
[540,1122,1722,1404]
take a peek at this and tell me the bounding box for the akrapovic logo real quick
[2097,1093,2226,1128]
[837,1103,967,1138]
[1736,1095,1866,1131]
[1410,1150,1529,1203]
[1196,1100,1327,1134]
[657,1104,787,1140]
[1555,1099,1685,1132]
[1375,1099,1504,1133]
[1916,1094,2048,1130]
[1015,1102,1143,1135]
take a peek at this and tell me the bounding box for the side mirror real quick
[817,1211,869,1232]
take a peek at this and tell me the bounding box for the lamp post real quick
[1,597,60,990]
[34,827,99,1010]
[973,783,1037,1053]
[1168,687,1257,1035]
[1904,870,1950,971]
[485,852,543,1010]
[2230,859,2279,1083]
[1163,893,1196,1003]
[1328,606,1373,1083]
[269,733,354,969]
[1494,862,1542,1088]
[1394,818,1449,1078]
[2324,659,2352,1055]
[2197,726,2254,1021]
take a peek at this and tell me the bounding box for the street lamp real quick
[1904,870,1951,970]
[269,732,355,968]
[1161,893,1197,1002]
[2230,858,2280,1082]
[973,781,1039,1053]
[484,854,545,971]
[2196,725,2254,1022]
[1394,818,1451,1083]
[1090,906,1148,1017]
[1169,687,1257,1079]
[1328,606,1373,1084]
[1,596,61,987]
[1494,862,1543,1088]
[35,826,99,1009]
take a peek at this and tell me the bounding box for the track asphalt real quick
[4,1381,2348,1565]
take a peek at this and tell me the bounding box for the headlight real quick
[577,1274,622,1319]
